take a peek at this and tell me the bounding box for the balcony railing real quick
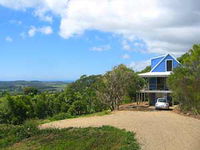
[144,83,169,91]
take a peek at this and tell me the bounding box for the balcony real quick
[143,77,169,91]
[149,83,169,90]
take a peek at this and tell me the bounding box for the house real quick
[138,54,181,106]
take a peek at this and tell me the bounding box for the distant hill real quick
[0,81,72,93]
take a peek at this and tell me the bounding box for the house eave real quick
[138,72,172,77]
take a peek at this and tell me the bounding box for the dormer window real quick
[166,60,173,71]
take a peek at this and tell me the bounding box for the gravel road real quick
[40,111,200,150]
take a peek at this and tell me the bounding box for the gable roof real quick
[150,54,181,72]
[151,55,166,60]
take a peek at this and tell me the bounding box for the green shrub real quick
[13,120,39,139]
[60,103,70,112]
[0,120,39,148]
[50,112,73,121]
[68,100,88,115]
[122,96,132,104]
[168,44,200,115]
[0,108,11,124]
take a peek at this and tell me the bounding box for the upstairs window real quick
[166,60,173,71]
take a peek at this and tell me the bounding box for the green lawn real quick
[0,122,140,150]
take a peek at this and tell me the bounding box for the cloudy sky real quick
[0,0,199,80]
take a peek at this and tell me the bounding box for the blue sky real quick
[0,0,199,80]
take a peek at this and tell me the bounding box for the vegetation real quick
[0,81,69,94]
[0,64,144,125]
[138,66,151,73]
[168,44,200,114]
[0,121,140,150]
[98,65,145,110]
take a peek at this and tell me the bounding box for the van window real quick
[157,98,167,103]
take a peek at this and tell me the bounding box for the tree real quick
[168,44,200,114]
[6,95,33,124]
[63,75,106,113]
[23,87,39,96]
[98,64,145,110]
[138,66,151,73]
[68,101,87,115]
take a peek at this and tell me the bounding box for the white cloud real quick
[0,0,68,22]
[58,0,200,55]
[28,26,53,37]
[28,26,37,37]
[128,60,150,72]
[33,8,53,23]
[5,36,13,42]
[1,0,200,55]
[38,26,53,34]
[91,45,111,52]
[122,54,130,59]
[122,40,131,50]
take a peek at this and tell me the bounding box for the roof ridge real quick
[151,54,166,60]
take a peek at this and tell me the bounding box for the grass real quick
[39,110,112,124]
[81,110,111,117]
[0,121,140,150]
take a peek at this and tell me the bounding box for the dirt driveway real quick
[41,111,200,150]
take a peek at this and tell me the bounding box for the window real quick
[166,60,172,71]
[157,77,165,90]
[157,98,167,103]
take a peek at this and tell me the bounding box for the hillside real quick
[0,81,71,93]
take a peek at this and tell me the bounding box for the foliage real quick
[168,44,200,114]
[138,65,151,73]
[0,95,36,124]
[0,81,69,94]
[0,120,39,148]
[0,75,108,124]
[0,124,140,150]
[0,93,71,124]
[68,100,88,115]
[0,64,144,124]
[97,64,145,110]
[23,87,39,95]
[49,112,73,121]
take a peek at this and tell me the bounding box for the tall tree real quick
[168,44,200,114]
[98,64,145,110]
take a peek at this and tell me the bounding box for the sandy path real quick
[40,111,200,150]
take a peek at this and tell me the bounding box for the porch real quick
[137,90,173,106]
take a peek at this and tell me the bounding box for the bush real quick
[6,95,33,124]
[0,108,11,124]
[23,87,39,95]
[68,101,88,116]
[168,44,200,114]
[122,96,132,104]
[50,112,73,121]
[60,103,70,112]
[0,120,39,148]
[13,120,39,139]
